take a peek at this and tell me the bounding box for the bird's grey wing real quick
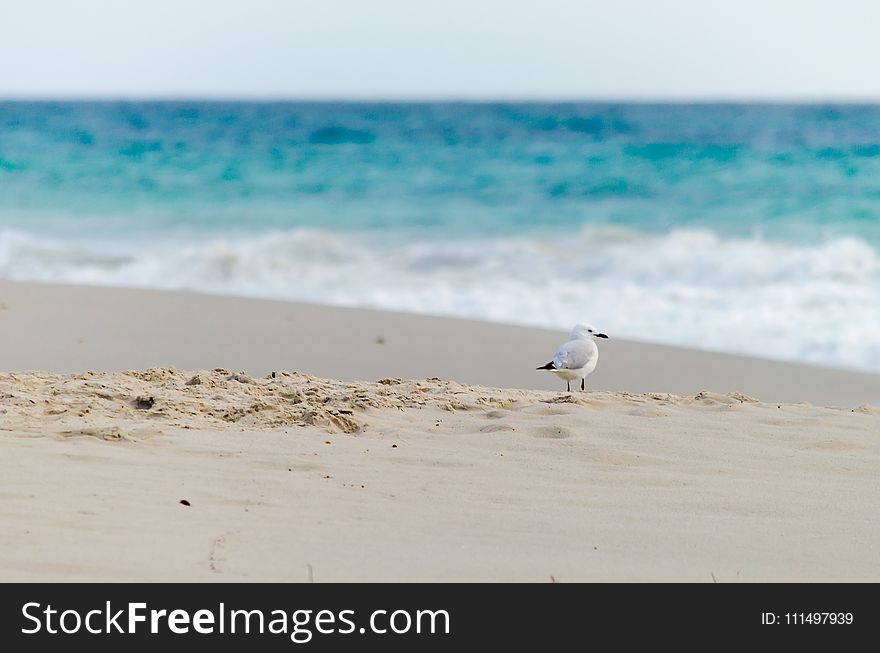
[553,340,596,370]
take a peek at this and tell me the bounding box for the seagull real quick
[536,323,608,391]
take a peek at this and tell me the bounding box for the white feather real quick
[538,323,605,389]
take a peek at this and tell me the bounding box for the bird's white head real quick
[570,323,609,341]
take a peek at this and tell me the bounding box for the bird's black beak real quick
[596,333,609,339]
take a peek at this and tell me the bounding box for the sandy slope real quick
[2,368,878,581]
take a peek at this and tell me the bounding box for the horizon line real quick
[2,93,880,105]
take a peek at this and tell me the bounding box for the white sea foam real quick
[1,226,879,372]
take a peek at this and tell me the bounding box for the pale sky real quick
[0,0,878,100]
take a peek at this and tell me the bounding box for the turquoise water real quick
[1,102,879,370]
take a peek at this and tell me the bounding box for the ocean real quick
[1,101,879,371]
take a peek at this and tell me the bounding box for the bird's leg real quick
[581,378,585,391]
[566,381,570,392]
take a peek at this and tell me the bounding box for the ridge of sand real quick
[5,367,876,441]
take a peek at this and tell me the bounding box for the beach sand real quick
[1,280,879,581]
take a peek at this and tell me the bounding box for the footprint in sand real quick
[530,425,574,439]
[520,404,580,417]
[56,426,161,442]
[57,426,127,441]
[479,424,516,433]
[627,406,669,418]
